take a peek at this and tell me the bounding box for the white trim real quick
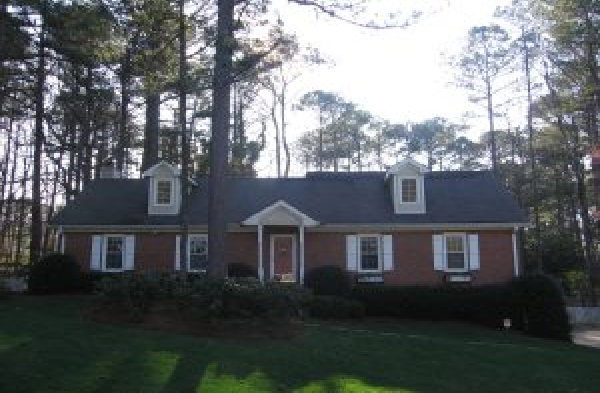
[443,233,469,273]
[102,234,126,272]
[299,225,305,284]
[258,225,264,281]
[142,161,181,177]
[56,226,64,253]
[386,158,428,177]
[468,234,480,270]
[243,200,319,227]
[512,230,520,277]
[357,234,383,273]
[187,234,208,273]
[269,234,297,281]
[154,178,174,206]
[54,222,532,231]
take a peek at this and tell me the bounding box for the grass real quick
[0,296,599,393]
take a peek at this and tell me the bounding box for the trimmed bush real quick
[94,273,173,320]
[227,263,258,278]
[28,253,82,295]
[94,274,308,321]
[352,284,520,329]
[305,265,351,297]
[307,295,365,319]
[512,274,571,341]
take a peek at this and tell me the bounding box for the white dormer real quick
[386,158,428,214]
[142,162,181,216]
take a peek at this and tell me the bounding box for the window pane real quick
[401,179,417,202]
[360,237,380,270]
[447,253,465,269]
[106,253,123,269]
[105,237,123,269]
[189,254,208,271]
[446,236,464,252]
[189,236,208,271]
[156,181,172,204]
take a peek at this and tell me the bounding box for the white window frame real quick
[444,233,468,273]
[154,179,174,206]
[102,235,125,272]
[187,234,208,273]
[357,235,382,273]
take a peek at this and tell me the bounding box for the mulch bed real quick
[83,307,304,342]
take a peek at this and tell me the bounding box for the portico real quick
[242,200,319,283]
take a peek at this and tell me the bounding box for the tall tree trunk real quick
[142,93,160,171]
[318,112,324,171]
[16,160,29,267]
[117,45,131,174]
[30,13,45,265]
[281,86,290,177]
[486,73,497,173]
[207,0,235,278]
[178,0,189,275]
[523,30,542,272]
[272,93,281,178]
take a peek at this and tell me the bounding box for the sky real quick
[255,0,513,176]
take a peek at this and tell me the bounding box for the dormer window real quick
[386,158,428,214]
[143,162,182,216]
[155,179,173,205]
[401,178,418,203]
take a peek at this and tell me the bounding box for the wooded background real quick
[0,0,598,302]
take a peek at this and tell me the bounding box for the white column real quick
[299,224,305,284]
[258,224,264,282]
[512,229,520,277]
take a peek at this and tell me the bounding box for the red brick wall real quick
[64,232,258,272]
[134,233,176,272]
[384,231,441,285]
[64,229,516,285]
[303,230,516,286]
[64,233,91,272]
[475,231,516,284]
[225,232,258,268]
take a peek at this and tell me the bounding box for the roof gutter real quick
[55,221,532,232]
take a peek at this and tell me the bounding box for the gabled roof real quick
[242,200,319,226]
[142,162,180,177]
[52,171,529,227]
[386,157,428,177]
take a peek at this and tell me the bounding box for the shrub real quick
[94,274,309,322]
[307,295,365,319]
[94,273,169,320]
[304,265,351,297]
[176,277,308,320]
[28,253,82,295]
[227,263,257,278]
[0,280,10,300]
[352,284,520,329]
[80,272,118,293]
[512,274,571,341]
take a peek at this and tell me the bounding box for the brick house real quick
[51,159,529,285]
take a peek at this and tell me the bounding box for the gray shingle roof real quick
[52,171,528,226]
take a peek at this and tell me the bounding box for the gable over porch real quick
[242,200,319,283]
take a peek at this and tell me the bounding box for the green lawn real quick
[0,296,599,393]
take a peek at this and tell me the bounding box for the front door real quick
[271,235,295,282]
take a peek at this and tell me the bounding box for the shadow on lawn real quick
[1,296,599,393]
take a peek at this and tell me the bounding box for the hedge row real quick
[351,274,570,341]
